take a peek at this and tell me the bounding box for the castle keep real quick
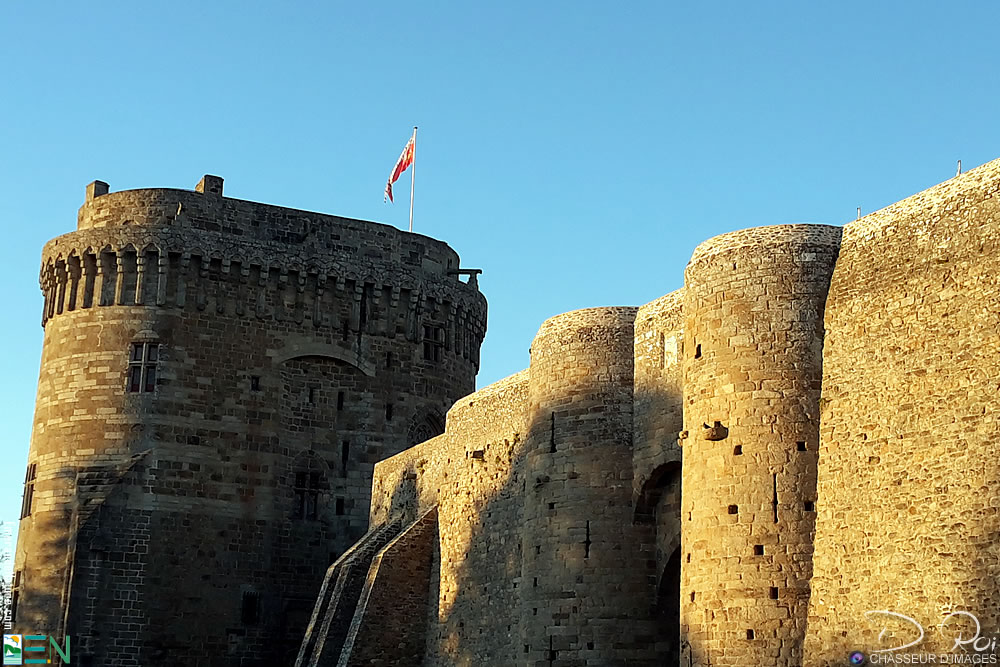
[14,158,1000,667]
[13,176,485,665]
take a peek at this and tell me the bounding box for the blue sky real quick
[2,1,999,548]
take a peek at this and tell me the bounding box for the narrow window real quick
[770,587,779,600]
[337,391,345,411]
[308,387,317,404]
[733,445,743,455]
[422,324,444,362]
[694,343,702,359]
[549,412,556,453]
[250,376,261,392]
[804,500,815,512]
[20,463,37,518]
[336,497,345,515]
[728,504,738,515]
[754,544,765,556]
[11,570,21,623]
[797,441,807,452]
[385,403,393,421]
[127,342,159,393]
[385,351,393,368]
[341,441,350,474]
[292,471,321,520]
[241,591,260,625]
[747,629,755,640]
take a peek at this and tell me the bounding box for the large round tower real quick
[680,225,841,666]
[520,307,665,666]
[13,176,486,667]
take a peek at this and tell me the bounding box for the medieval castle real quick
[11,159,1000,666]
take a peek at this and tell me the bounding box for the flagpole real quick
[409,126,417,232]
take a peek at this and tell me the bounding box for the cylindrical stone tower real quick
[521,307,664,666]
[680,225,841,666]
[13,177,485,667]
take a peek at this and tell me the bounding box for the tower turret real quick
[680,224,841,666]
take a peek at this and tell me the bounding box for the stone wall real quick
[681,224,842,666]
[633,289,684,499]
[369,370,530,666]
[804,159,1000,664]
[14,176,485,667]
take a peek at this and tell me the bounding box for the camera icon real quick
[849,651,866,665]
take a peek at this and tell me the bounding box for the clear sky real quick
[2,1,1000,548]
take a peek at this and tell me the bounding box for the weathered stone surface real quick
[17,157,1000,667]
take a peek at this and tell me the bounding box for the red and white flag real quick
[384,135,415,203]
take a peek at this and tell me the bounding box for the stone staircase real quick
[294,515,407,667]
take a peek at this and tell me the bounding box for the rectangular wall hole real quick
[308,387,317,404]
[385,403,393,421]
[336,497,345,515]
[533,577,538,588]
[341,441,350,474]
[733,445,743,456]
[804,500,815,512]
[533,608,537,615]
[386,351,393,368]
[770,586,779,600]
[754,544,765,556]
[587,642,595,650]
[250,376,261,392]
[690,592,696,602]
[548,502,555,510]
[686,553,691,563]
[746,629,755,640]
[337,391,345,411]
[695,343,702,359]
[797,441,807,451]
[728,504,739,515]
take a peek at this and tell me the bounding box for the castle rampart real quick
[20,158,1000,667]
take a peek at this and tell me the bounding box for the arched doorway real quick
[636,462,682,660]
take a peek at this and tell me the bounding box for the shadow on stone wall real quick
[418,382,683,667]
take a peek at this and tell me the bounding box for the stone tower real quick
[12,176,485,666]
[680,225,841,666]
[521,307,666,665]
